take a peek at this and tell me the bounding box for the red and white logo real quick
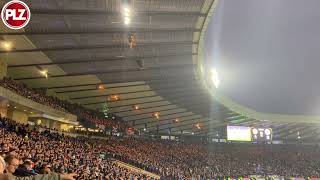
[1,0,31,30]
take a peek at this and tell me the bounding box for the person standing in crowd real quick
[4,155,19,174]
[0,156,76,180]
[13,160,37,177]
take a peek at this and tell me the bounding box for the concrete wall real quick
[0,61,7,79]
[0,86,77,123]
[8,109,28,124]
[0,99,8,117]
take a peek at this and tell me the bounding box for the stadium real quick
[0,0,319,179]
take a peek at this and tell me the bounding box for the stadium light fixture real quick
[124,7,130,16]
[211,68,220,88]
[153,112,160,119]
[133,105,140,110]
[195,123,201,130]
[124,17,130,25]
[109,95,120,101]
[2,41,12,51]
[97,84,105,90]
[40,70,48,79]
[124,7,130,13]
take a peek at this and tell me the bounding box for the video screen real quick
[227,126,252,141]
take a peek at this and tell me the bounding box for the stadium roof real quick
[1,0,319,141]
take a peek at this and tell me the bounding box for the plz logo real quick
[1,0,31,30]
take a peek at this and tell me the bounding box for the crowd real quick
[1,115,320,179]
[0,116,155,179]
[0,77,127,131]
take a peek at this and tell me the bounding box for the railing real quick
[114,160,160,179]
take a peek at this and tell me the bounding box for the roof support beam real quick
[60,81,200,95]
[153,108,231,130]
[129,111,194,122]
[13,64,194,80]
[134,114,201,126]
[0,41,198,53]
[30,9,207,17]
[145,116,202,130]
[122,103,216,119]
[86,93,211,109]
[35,76,196,89]
[82,89,208,105]
[0,28,201,35]
[8,53,197,68]
[70,86,204,100]
[121,106,185,118]
[111,98,211,114]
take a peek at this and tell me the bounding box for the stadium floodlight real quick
[211,68,220,88]
[39,70,48,78]
[2,41,12,51]
[124,17,130,25]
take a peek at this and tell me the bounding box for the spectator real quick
[14,160,37,177]
[4,155,19,174]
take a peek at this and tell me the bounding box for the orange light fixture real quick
[133,105,140,110]
[97,84,105,90]
[153,112,160,119]
[174,118,179,123]
[108,95,120,101]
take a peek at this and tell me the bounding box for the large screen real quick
[227,126,252,141]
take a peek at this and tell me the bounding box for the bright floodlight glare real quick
[124,7,130,13]
[211,68,220,88]
[2,41,12,50]
[124,11,130,17]
[124,17,130,25]
[40,70,48,78]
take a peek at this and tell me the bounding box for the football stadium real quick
[0,0,319,179]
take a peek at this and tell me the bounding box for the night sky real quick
[204,0,320,116]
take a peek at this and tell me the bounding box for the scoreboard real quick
[227,126,272,142]
[251,128,272,141]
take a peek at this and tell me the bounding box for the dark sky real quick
[204,0,320,116]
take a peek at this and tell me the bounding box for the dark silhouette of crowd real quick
[0,77,127,132]
[1,116,320,179]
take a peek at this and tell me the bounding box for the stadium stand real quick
[1,0,320,180]
[1,115,320,179]
[0,77,127,132]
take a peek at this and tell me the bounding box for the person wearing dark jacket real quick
[13,161,37,177]
[0,156,76,180]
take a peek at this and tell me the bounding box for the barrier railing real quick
[114,160,160,179]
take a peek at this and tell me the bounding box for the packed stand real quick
[0,77,127,131]
[1,116,320,179]
[0,116,155,179]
